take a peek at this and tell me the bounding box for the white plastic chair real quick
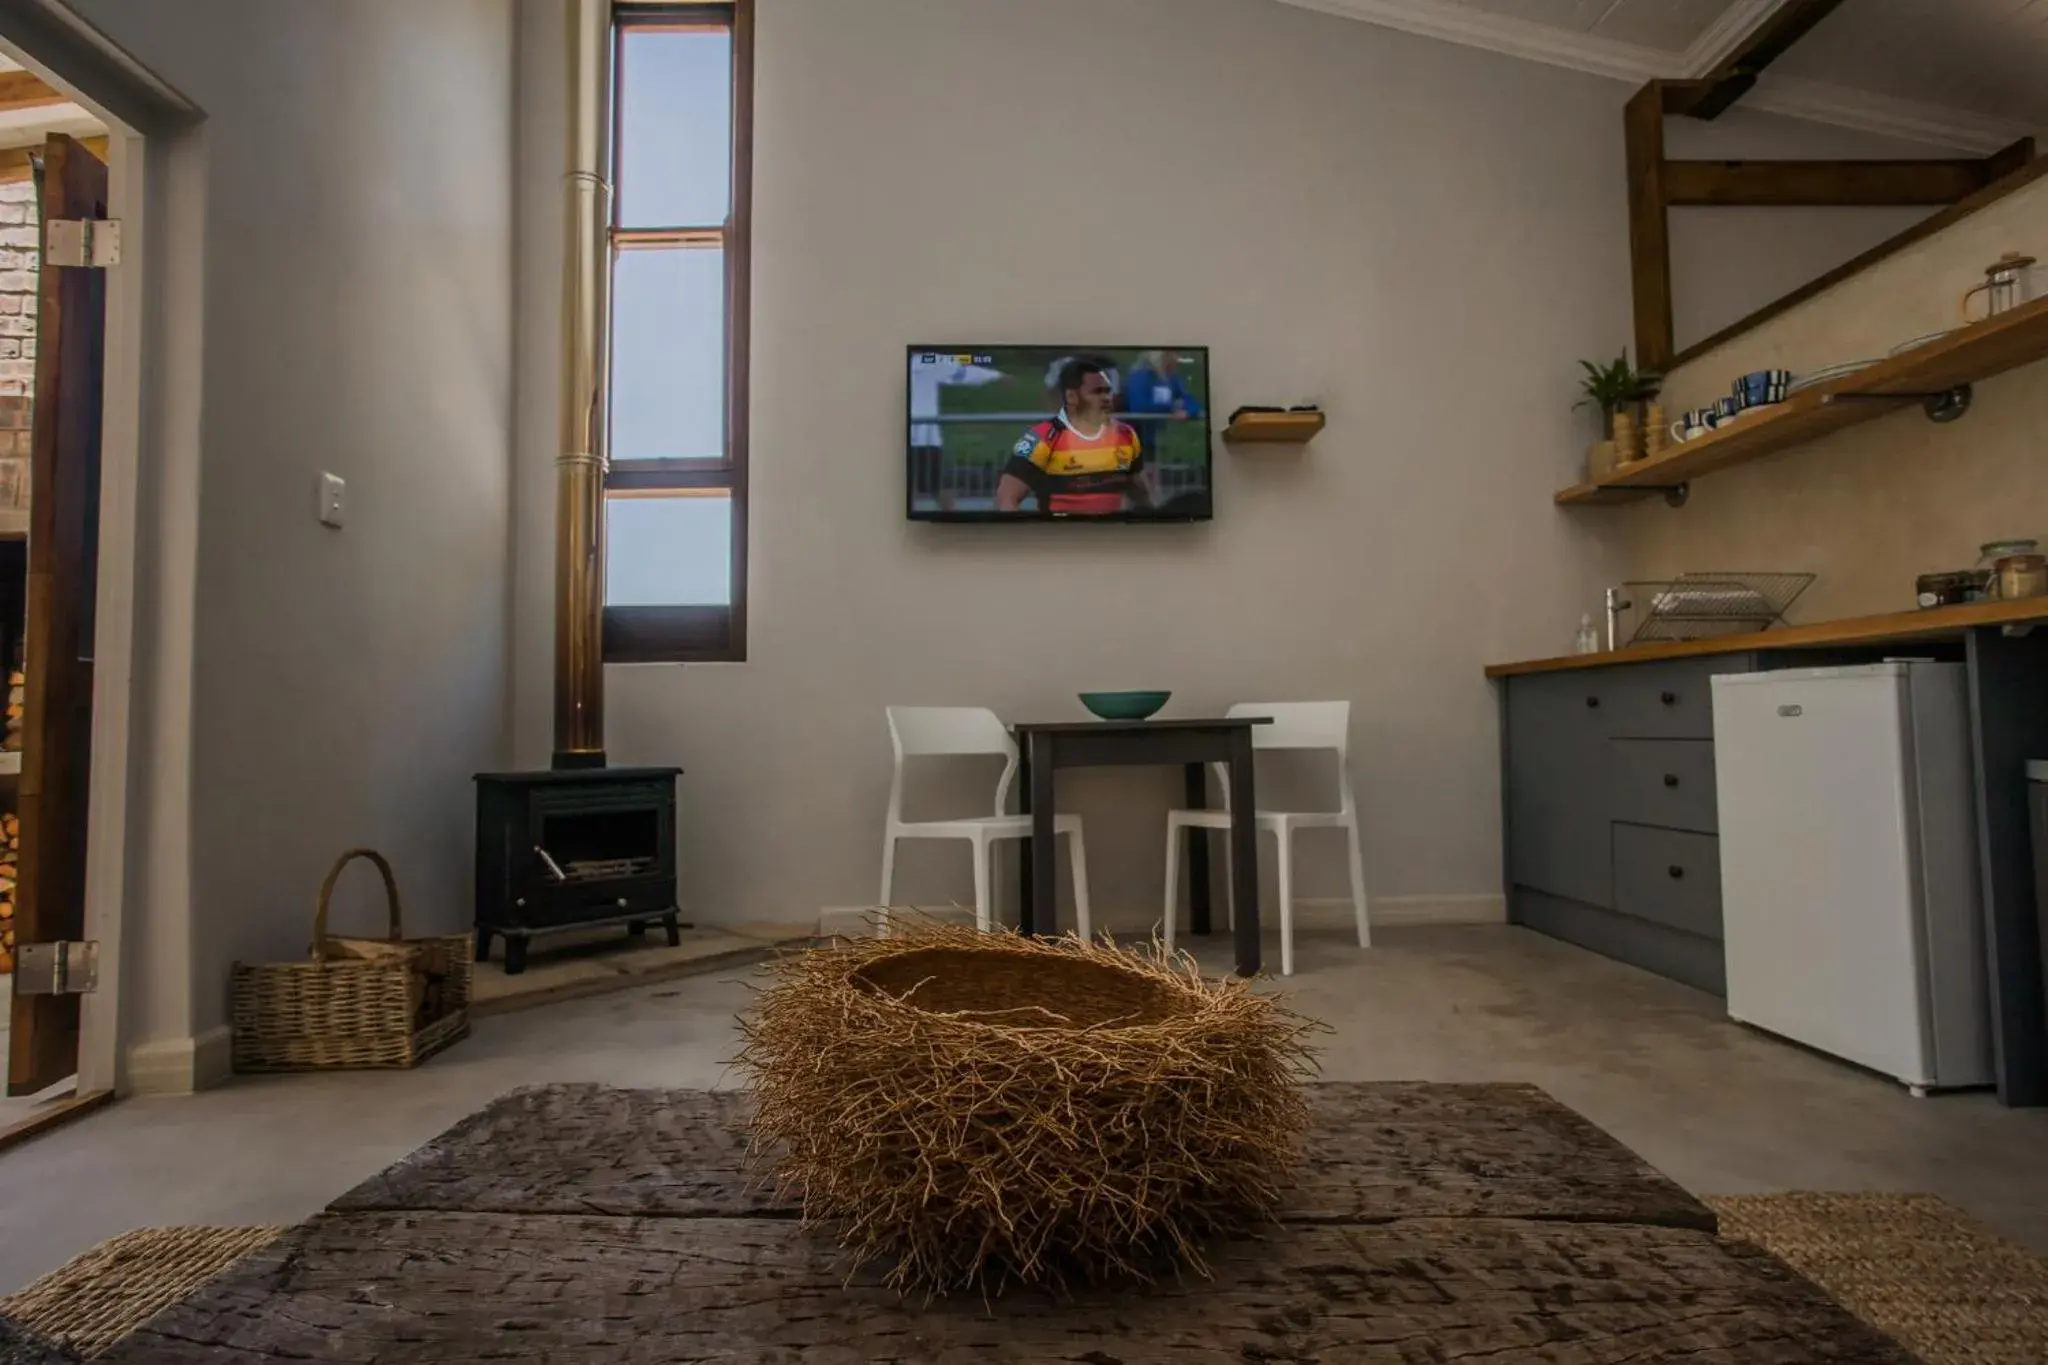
[879,706,1091,937]
[1161,701,1369,975]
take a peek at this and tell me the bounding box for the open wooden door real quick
[8,134,107,1097]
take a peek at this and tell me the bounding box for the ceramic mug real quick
[1732,369,1793,408]
[1670,407,1717,442]
[1712,396,1743,424]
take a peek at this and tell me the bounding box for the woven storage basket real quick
[230,848,471,1072]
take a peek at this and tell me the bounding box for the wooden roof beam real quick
[0,71,70,115]
[1664,143,2035,206]
[1666,0,1849,121]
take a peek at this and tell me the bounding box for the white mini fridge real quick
[1711,662,1993,1093]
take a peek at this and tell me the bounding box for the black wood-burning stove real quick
[473,767,683,974]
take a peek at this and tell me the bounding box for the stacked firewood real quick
[3,669,21,751]
[0,811,17,974]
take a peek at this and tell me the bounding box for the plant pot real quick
[1610,410,1640,464]
[1585,439,1619,481]
[1642,402,1667,459]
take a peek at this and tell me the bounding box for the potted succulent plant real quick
[1574,351,1662,474]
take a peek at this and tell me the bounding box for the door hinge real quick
[45,218,120,268]
[16,940,99,995]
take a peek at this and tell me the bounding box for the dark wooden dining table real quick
[1014,716,1266,977]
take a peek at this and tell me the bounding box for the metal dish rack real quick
[1619,571,1815,644]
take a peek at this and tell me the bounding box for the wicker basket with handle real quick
[230,848,472,1072]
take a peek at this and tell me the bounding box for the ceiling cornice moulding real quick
[1275,0,2030,153]
[1278,0,1663,83]
[1681,0,1792,76]
[1744,76,2036,153]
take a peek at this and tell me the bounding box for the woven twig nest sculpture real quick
[736,924,1318,1296]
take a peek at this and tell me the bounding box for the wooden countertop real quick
[1486,598,2048,678]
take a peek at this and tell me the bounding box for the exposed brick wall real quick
[0,178,33,509]
[0,178,35,403]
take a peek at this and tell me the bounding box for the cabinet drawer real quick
[1608,657,1754,739]
[1611,739,1717,833]
[1613,824,1722,940]
[1515,668,1621,727]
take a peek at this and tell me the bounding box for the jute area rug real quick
[1706,1193,2048,1365]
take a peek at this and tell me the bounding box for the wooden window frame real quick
[603,0,753,663]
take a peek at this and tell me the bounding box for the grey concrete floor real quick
[4,924,2047,1293]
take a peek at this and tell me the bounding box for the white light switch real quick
[318,472,346,528]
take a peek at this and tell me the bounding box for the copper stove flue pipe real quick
[554,0,612,769]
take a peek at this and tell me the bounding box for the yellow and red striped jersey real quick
[1006,417,1145,514]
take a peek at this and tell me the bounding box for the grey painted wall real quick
[67,0,517,1048]
[1664,111,1959,354]
[516,0,1648,929]
[510,0,1949,932]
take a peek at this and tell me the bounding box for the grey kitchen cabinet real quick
[1502,654,1753,995]
[1511,886,1726,996]
[1495,621,2048,1108]
[1505,669,1613,908]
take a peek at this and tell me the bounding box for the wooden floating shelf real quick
[0,508,25,540]
[1222,410,1325,444]
[1556,295,2048,507]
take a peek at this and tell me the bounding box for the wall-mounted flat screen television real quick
[907,345,1212,522]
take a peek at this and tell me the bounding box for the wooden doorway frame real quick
[0,4,199,1132]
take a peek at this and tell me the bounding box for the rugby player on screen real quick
[995,356,1158,514]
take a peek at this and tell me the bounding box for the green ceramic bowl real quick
[1078,690,1172,721]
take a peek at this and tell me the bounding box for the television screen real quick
[907,345,1212,521]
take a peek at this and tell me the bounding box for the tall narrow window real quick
[605,0,752,662]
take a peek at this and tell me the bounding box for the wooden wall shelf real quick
[1222,410,1324,444]
[1556,294,2048,507]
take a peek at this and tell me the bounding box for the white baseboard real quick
[820,895,1505,941]
[127,1024,232,1095]
[1296,893,1507,927]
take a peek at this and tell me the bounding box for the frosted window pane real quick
[607,493,732,607]
[618,29,732,228]
[611,247,725,461]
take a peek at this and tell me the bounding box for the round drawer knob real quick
[1660,691,1678,706]
[515,897,526,908]
[1663,774,1680,788]
[617,897,630,909]
[1585,696,1601,709]
[1667,865,1685,880]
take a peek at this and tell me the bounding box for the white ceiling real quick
[1279,0,2048,151]
[1775,0,2048,128]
